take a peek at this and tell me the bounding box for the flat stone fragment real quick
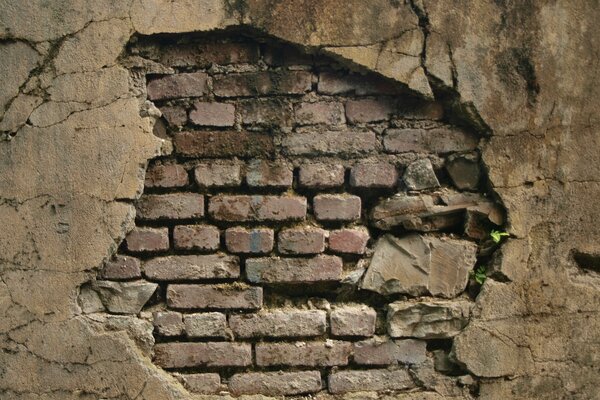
[93,280,158,314]
[328,369,415,393]
[167,284,262,310]
[229,371,322,396]
[370,189,503,231]
[403,158,440,190]
[353,337,427,365]
[387,300,472,338]
[143,254,239,281]
[154,342,252,368]
[361,234,477,298]
[245,255,343,284]
[230,309,327,338]
[446,153,481,190]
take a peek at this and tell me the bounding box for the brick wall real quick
[84,34,505,397]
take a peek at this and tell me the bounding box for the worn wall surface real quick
[0,1,599,399]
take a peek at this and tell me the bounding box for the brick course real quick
[167,284,262,310]
[256,341,352,367]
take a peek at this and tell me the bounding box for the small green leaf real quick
[470,266,487,285]
[490,230,509,243]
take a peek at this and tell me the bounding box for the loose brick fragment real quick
[295,101,345,125]
[173,225,220,251]
[154,342,252,368]
[167,284,262,310]
[246,159,293,188]
[349,162,398,189]
[144,164,189,188]
[135,193,204,220]
[403,158,440,190]
[174,131,274,158]
[209,195,306,222]
[387,300,472,338]
[101,255,141,280]
[330,305,377,337]
[298,163,345,189]
[229,371,322,396]
[278,227,326,254]
[329,229,369,254]
[256,341,351,367]
[245,255,343,284]
[147,72,209,100]
[143,254,239,281]
[345,98,396,123]
[282,130,378,156]
[160,105,187,126]
[175,373,221,395]
[125,227,169,253]
[229,309,326,338]
[213,71,312,97]
[153,311,183,337]
[189,101,235,127]
[184,312,228,338]
[313,194,361,221]
[383,127,478,154]
[194,162,242,188]
[353,337,427,365]
[225,227,274,254]
[328,369,414,393]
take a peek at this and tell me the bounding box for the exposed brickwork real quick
[229,310,326,338]
[330,305,377,337]
[229,371,321,396]
[154,342,252,368]
[194,162,242,188]
[167,284,263,310]
[144,164,188,188]
[256,341,352,367]
[143,254,239,281]
[329,229,369,254]
[245,255,343,284]
[349,162,399,189]
[189,101,235,127]
[313,194,361,221]
[173,225,220,251]
[135,193,204,220]
[277,227,326,254]
[298,163,345,189]
[101,255,141,280]
[125,227,169,253]
[209,195,307,222]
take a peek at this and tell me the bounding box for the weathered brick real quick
[295,101,345,125]
[238,98,293,126]
[256,341,351,367]
[189,101,235,127]
[282,130,378,156]
[135,193,204,220]
[229,371,322,396]
[403,158,440,190]
[143,255,239,281]
[125,227,169,253]
[209,195,306,222]
[213,71,312,97]
[383,127,478,154]
[100,255,142,280]
[298,163,346,189]
[184,312,228,338]
[349,162,398,189]
[173,225,220,251]
[397,98,444,120]
[330,305,377,337]
[144,164,189,188]
[245,255,343,284]
[160,105,187,126]
[329,229,369,254]
[154,342,251,368]
[159,42,259,67]
[147,72,209,100]
[317,71,403,95]
[173,131,274,158]
[194,162,242,188]
[229,309,326,338]
[313,194,361,221]
[225,227,274,254]
[246,159,293,188]
[345,98,396,123]
[328,369,414,394]
[153,311,183,336]
[353,338,427,365]
[175,373,221,394]
[278,227,326,254]
[167,284,262,310]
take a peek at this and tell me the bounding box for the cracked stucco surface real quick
[1,0,599,399]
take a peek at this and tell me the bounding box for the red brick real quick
[295,101,345,125]
[135,193,204,220]
[209,195,306,222]
[159,42,259,67]
[246,159,293,188]
[143,254,239,281]
[154,342,251,368]
[328,369,414,393]
[282,130,378,156]
[147,72,209,100]
[256,341,351,367]
[383,127,478,154]
[173,225,220,251]
[245,255,343,284]
[298,163,346,189]
[229,309,326,338]
[175,373,221,394]
[238,98,293,126]
[349,162,398,189]
[213,71,312,97]
[189,101,235,127]
[330,305,377,337]
[278,227,326,254]
[173,131,274,158]
[144,164,188,188]
[225,227,274,254]
[229,371,321,396]
[153,311,183,336]
[166,284,262,310]
[125,227,169,253]
[329,229,369,254]
[194,162,242,188]
[317,71,404,95]
[160,105,187,126]
[100,255,141,280]
[353,338,427,365]
[345,98,396,123]
[313,194,361,221]
[184,312,228,338]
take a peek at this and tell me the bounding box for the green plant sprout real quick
[490,229,509,243]
[470,266,487,285]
